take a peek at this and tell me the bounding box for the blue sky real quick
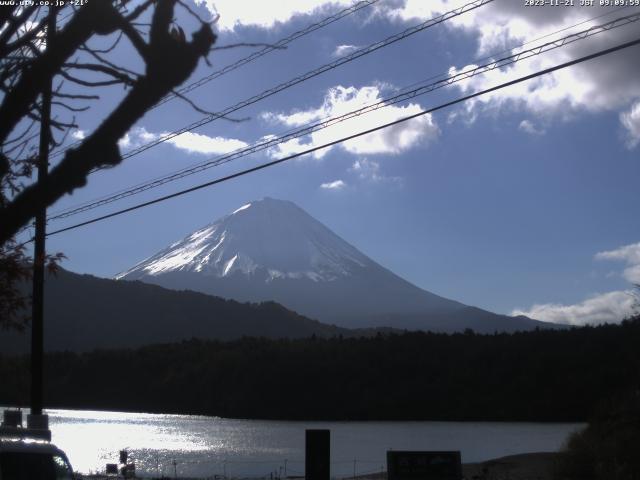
[24,0,640,324]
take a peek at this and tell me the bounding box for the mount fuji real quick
[116,197,550,333]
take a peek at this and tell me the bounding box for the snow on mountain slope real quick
[117,198,372,283]
[116,198,552,332]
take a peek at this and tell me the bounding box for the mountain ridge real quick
[117,197,555,333]
[0,268,351,354]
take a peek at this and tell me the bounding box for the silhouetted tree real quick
[557,388,640,480]
[2,319,639,420]
[0,0,218,328]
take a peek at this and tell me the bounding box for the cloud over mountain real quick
[513,242,640,325]
[511,290,636,326]
[596,242,640,284]
[262,84,439,159]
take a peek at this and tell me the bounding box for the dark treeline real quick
[1,317,639,421]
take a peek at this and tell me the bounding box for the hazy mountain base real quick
[0,268,348,354]
[1,318,637,421]
[138,267,550,332]
[117,198,553,333]
[0,268,554,354]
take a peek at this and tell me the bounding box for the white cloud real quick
[139,129,159,142]
[596,242,640,283]
[320,179,346,190]
[512,290,637,326]
[596,242,640,265]
[118,132,132,148]
[165,131,248,154]
[518,119,545,135]
[200,0,640,132]
[350,158,402,185]
[620,101,640,149]
[383,0,640,137]
[264,84,439,159]
[333,44,359,57]
[196,0,353,31]
[118,127,159,149]
[513,241,640,325]
[71,129,86,140]
[117,127,247,155]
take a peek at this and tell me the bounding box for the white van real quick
[0,411,75,480]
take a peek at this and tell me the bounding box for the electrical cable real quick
[155,0,381,108]
[113,0,494,162]
[47,0,380,159]
[47,0,494,165]
[42,35,640,239]
[46,11,640,222]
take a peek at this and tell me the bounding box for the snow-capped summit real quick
[116,197,372,282]
[117,198,550,333]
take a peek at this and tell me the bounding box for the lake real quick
[4,408,583,478]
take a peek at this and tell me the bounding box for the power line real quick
[155,0,380,108]
[84,0,494,167]
[47,11,640,222]
[48,0,380,159]
[43,35,640,238]
[46,0,495,217]
[47,10,638,220]
[393,3,636,97]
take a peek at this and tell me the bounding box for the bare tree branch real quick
[0,1,125,145]
[58,69,128,88]
[0,5,39,57]
[79,44,142,78]
[53,92,100,100]
[51,101,90,113]
[63,62,138,85]
[0,0,217,244]
[83,31,124,55]
[170,89,250,122]
[1,18,48,59]
[124,0,156,22]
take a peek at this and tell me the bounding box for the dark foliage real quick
[0,241,31,330]
[555,390,640,480]
[0,1,218,329]
[0,268,349,354]
[1,316,639,421]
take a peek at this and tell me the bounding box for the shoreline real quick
[77,452,562,480]
[349,452,560,480]
[462,452,559,480]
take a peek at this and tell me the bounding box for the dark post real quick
[31,6,55,417]
[305,429,330,480]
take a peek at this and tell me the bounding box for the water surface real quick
[5,408,583,478]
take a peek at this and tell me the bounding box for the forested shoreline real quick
[1,317,638,421]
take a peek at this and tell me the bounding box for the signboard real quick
[387,451,462,480]
[306,429,330,480]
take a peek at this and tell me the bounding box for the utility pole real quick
[31,6,55,419]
